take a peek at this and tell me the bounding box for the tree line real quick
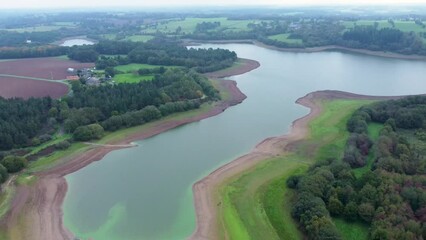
[342,26,426,55]
[89,39,238,73]
[288,96,426,239]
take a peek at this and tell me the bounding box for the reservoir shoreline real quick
[189,90,406,239]
[2,59,259,240]
[3,42,425,239]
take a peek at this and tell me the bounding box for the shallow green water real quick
[63,44,426,239]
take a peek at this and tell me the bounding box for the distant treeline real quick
[288,96,426,239]
[0,45,68,59]
[0,38,237,74]
[0,30,64,47]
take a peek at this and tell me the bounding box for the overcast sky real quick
[2,0,426,9]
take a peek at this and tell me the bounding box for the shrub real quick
[1,156,28,173]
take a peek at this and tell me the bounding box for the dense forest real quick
[288,96,426,239]
[0,97,53,151]
[342,26,426,55]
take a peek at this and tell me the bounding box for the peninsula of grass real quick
[216,98,374,240]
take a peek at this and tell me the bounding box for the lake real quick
[60,38,95,47]
[63,44,426,239]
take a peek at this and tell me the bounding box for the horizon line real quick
[1,3,426,11]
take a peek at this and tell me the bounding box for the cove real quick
[63,43,426,239]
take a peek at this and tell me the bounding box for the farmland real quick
[142,17,260,35]
[0,76,68,99]
[0,56,92,99]
[0,57,94,80]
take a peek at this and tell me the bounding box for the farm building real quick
[66,76,80,80]
[86,77,100,86]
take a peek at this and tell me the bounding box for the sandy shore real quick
[189,90,403,240]
[2,60,259,240]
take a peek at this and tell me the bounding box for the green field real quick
[113,63,176,83]
[114,63,164,72]
[217,98,373,239]
[334,218,369,240]
[342,20,426,33]
[142,17,261,35]
[268,33,303,45]
[124,35,154,42]
[113,73,153,83]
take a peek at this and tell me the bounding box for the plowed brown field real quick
[0,76,68,99]
[0,57,94,80]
